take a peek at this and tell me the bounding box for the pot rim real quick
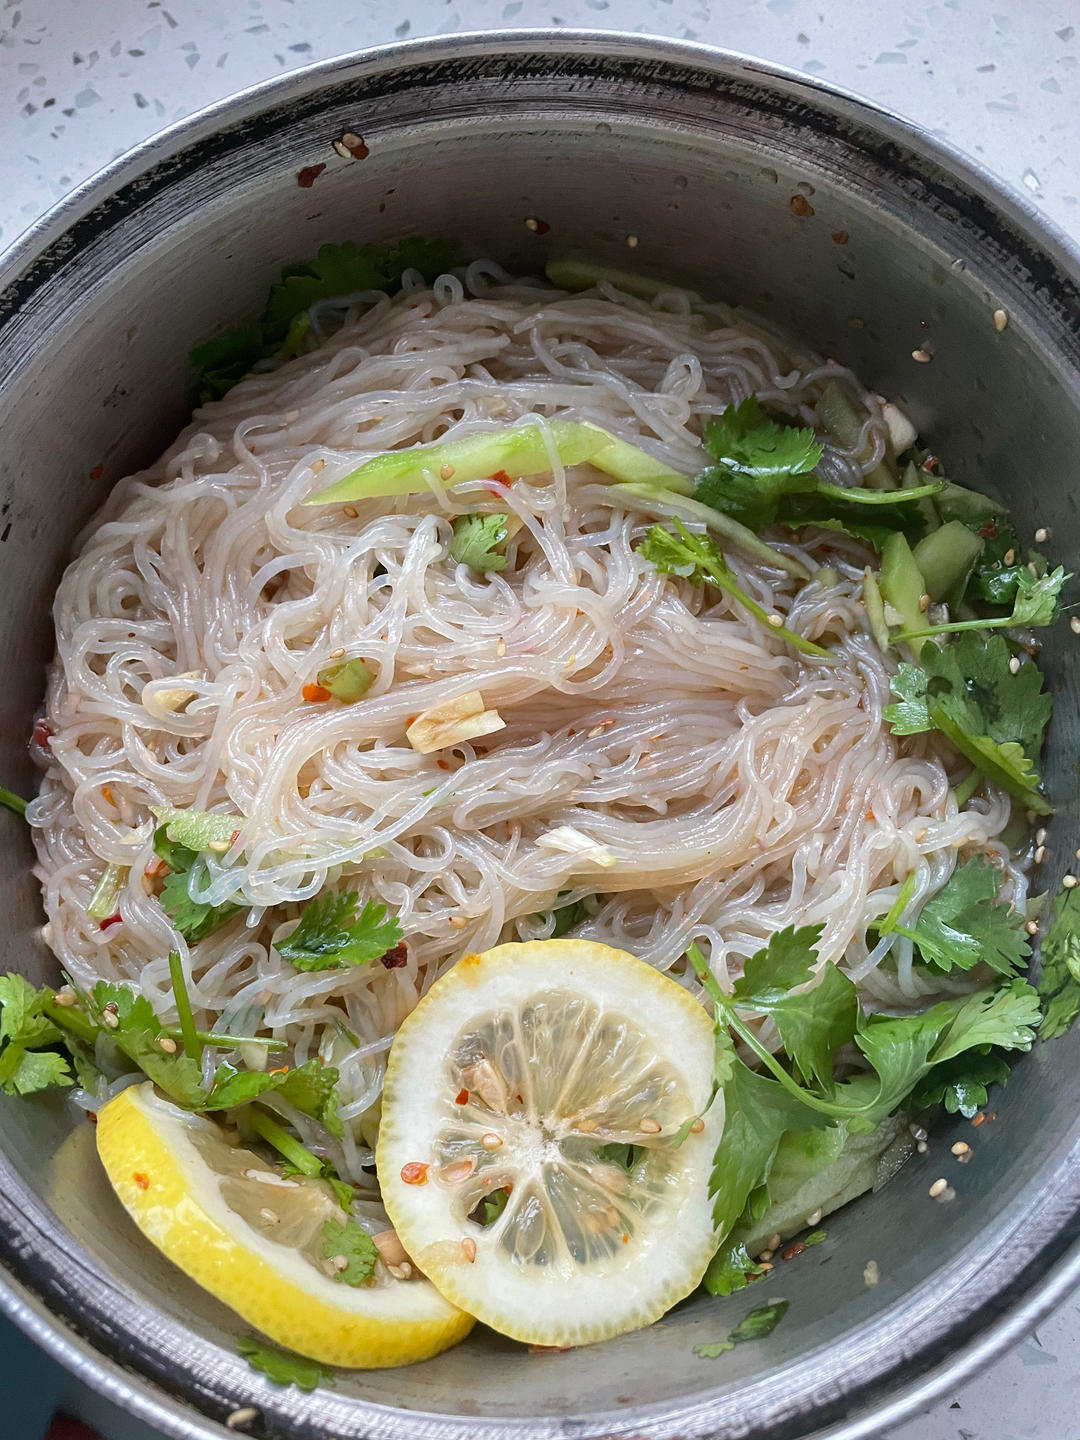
[2,28,1079,1440]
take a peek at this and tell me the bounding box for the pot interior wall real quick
[1,41,1079,1439]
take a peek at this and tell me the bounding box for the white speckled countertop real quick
[3,2,1080,1438]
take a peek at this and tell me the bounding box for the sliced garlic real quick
[878,399,918,454]
[535,824,617,869]
[142,671,201,718]
[406,690,505,754]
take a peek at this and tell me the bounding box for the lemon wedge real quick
[95,1082,474,1368]
[377,939,723,1348]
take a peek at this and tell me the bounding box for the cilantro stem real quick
[816,480,943,507]
[893,617,1010,642]
[41,997,98,1046]
[952,770,982,809]
[879,873,917,936]
[0,786,28,818]
[249,1106,325,1176]
[670,520,831,659]
[617,485,812,582]
[161,1027,287,1051]
[686,942,872,1121]
[168,950,202,1065]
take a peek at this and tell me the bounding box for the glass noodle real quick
[27,261,1022,1186]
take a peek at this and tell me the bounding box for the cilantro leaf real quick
[911,1048,1012,1117]
[884,634,1053,813]
[192,240,455,403]
[894,856,1030,977]
[189,324,263,404]
[87,982,206,1108]
[694,1299,790,1359]
[0,974,61,1049]
[707,1049,829,1239]
[154,827,245,945]
[695,398,822,529]
[203,1057,342,1138]
[0,1044,72,1095]
[640,523,830,658]
[321,1218,378,1286]
[237,1336,334,1391]
[1038,882,1080,1038]
[701,1240,766,1297]
[596,1142,648,1173]
[450,514,509,573]
[548,895,590,937]
[277,892,403,972]
[732,926,858,1089]
[896,564,1069,641]
[261,239,455,341]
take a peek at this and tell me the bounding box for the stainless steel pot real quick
[2,31,1079,1440]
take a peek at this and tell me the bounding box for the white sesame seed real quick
[1035,845,1047,864]
[342,505,358,519]
[341,132,363,149]
[1008,657,1021,674]
[102,1009,119,1029]
[1071,617,1080,636]
[524,217,540,232]
[626,234,639,248]
[496,636,507,658]
[690,1117,705,1134]
[448,915,468,930]
[332,138,352,159]
[157,1035,177,1054]
[993,308,1009,332]
[916,1140,928,1154]
[929,1177,948,1198]
[226,1407,259,1431]
[805,1209,823,1226]
[911,348,932,363]
[309,458,325,475]
[481,1132,503,1150]
[54,987,77,1007]
[759,1249,774,1262]
[864,1260,880,1286]
[1065,875,1079,889]
[767,1232,782,1251]
[207,839,230,853]
[1026,919,1040,935]
[951,1141,971,1157]
[258,1207,279,1224]
[1035,526,1049,543]
[918,592,931,613]
[1036,828,1048,845]
[767,613,784,628]
[1003,549,1016,565]
[638,1117,662,1134]
[330,647,345,659]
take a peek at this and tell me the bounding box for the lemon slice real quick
[377,940,723,1348]
[96,1082,474,1368]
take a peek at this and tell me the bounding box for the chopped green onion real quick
[316,658,374,703]
[87,863,128,920]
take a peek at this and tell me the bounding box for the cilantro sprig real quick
[891,856,1031,977]
[686,928,1041,1244]
[640,522,830,658]
[277,892,404,972]
[894,564,1069,642]
[191,237,456,402]
[1037,881,1080,1039]
[450,513,510,573]
[694,397,823,530]
[694,1298,790,1358]
[884,633,1053,813]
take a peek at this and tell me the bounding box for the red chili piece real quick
[296,163,326,188]
[89,463,104,481]
[380,943,408,969]
[133,1172,150,1191]
[455,1088,470,1105]
[32,717,54,748]
[99,913,123,931]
